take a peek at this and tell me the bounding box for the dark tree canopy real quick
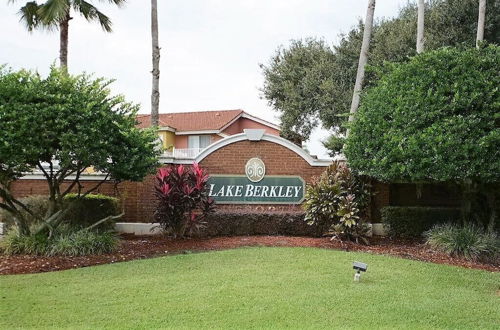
[260,0,500,141]
[344,46,500,184]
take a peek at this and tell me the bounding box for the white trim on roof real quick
[158,126,176,132]
[195,129,331,167]
[240,113,280,130]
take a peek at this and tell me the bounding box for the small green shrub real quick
[381,206,460,238]
[0,195,49,230]
[47,230,119,256]
[2,229,50,255]
[303,161,371,243]
[64,193,120,230]
[1,226,119,256]
[425,223,499,262]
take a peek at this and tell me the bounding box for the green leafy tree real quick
[0,66,159,236]
[260,38,338,139]
[344,46,500,229]
[260,0,500,142]
[9,0,126,67]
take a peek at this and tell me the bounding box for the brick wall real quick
[9,140,328,223]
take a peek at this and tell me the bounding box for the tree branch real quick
[81,212,124,232]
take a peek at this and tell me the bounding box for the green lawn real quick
[1,247,499,329]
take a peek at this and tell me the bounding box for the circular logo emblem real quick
[245,158,266,182]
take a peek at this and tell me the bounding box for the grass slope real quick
[1,247,499,329]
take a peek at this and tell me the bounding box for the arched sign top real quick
[195,129,332,167]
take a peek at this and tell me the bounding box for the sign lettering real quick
[207,175,305,204]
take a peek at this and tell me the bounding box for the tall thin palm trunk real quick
[416,0,425,53]
[59,10,70,68]
[347,0,376,136]
[476,0,486,48]
[151,0,160,127]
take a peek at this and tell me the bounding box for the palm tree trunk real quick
[476,0,486,48]
[59,10,70,69]
[151,0,160,127]
[416,0,425,53]
[347,0,376,136]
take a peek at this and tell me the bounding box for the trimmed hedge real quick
[64,193,120,230]
[381,206,460,238]
[200,212,329,237]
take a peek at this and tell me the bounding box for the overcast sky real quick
[1,0,410,158]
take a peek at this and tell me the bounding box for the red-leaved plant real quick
[154,163,215,238]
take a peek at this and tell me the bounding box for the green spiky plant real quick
[9,0,126,68]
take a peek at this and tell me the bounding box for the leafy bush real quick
[200,212,326,237]
[0,194,120,232]
[155,163,215,238]
[1,226,118,256]
[1,230,49,255]
[381,206,460,238]
[64,193,120,230]
[425,223,499,262]
[303,161,370,243]
[47,230,118,256]
[0,195,48,230]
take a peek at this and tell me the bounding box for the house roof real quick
[136,109,279,132]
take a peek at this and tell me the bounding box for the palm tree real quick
[347,0,376,136]
[10,0,126,68]
[476,0,486,48]
[151,0,160,127]
[416,0,425,53]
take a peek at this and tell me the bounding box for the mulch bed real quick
[1,235,498,275]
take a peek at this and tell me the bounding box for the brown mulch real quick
[1,235,498,275]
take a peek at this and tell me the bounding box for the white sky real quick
[0,0,410,158]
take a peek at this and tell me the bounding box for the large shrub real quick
[303,161,370,243]
[155,163,215,238]
[345,46,500,227]
[425,223,499,262]
[64,193,120,230]
[381,206,460,239]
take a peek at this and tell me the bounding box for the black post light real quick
[353,261,367,282]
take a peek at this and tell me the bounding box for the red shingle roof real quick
[136,109,244,131]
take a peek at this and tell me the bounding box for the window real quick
[188,135,211,149]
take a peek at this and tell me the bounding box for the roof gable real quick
[136,109,279,132]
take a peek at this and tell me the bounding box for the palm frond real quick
[18,2,44,31]
[38,0,70,24]
[95,0,126,7]
[72,0,112,32]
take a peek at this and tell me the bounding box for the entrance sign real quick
[207,175,305,204]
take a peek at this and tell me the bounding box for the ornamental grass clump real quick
[303,161,371,244]
[154,163,215,238]
[425,223,499,262]
[1,226,119,256]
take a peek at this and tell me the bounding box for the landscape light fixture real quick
[353,261,367,282]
